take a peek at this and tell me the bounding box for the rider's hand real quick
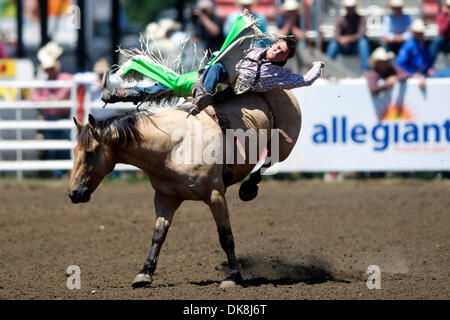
[313,61,325,68]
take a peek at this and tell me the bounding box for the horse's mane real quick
[99,111,144,145]
[76,112,144,147]
[78,104,191,148]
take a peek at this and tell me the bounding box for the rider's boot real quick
[101,87,144,105]
[188,84,215,117]
[101,71,171,105]
[101,71,145,105]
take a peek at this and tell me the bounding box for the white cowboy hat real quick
[93,58,110,75]
[282,0,300,11]
[145,22,165,40]
[158,18,182,33]
[446,0,450,6]
[369,47,395,67]
[37,41,64,70]
[237,0,255,6]
[410,19,426,33]
[342,0,357,7]
[389,0,404,7]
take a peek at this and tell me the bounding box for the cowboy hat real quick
[410,19,426,33]
[237,0,255,6]
[342,0,357,7]
[369,47,395,67]
[145,22,165,40]
[37,41,63,70]
[158,18,182,33]
[282,0,300,11]
[389,0,404,8]
[446,0,450,6]
[93,58,110,75]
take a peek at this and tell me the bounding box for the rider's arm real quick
[275,62,323,90]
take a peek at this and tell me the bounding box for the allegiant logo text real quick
[312,116,450,151]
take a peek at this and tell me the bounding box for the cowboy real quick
[277,0,304,44]
[101,37,324,116]
[381,0,413,54]
[325,0,370,71]
[366,47,409,95]
[188,37,324,116]
[30,42,73,178]
[101,12,324,116]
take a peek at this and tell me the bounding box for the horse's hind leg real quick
[207,188,242,288]
[132,192,182,288]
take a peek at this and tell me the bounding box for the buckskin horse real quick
[67,88,301,288]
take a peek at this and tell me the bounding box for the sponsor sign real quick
[276,78,450,172]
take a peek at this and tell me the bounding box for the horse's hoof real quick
[239,181,258,202]
[131,273,152,288]
[220,280,237,289]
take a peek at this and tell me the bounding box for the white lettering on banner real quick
[282,79,450,172]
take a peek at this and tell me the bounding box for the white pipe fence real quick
[0,80,138,181]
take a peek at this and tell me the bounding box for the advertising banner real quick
[274,78,450,172]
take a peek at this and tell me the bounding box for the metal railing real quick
[0,80,138,181]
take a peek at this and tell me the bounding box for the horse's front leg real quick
[132,192,182,288]
[207,188,242,288]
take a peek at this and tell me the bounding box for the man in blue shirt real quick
[396,19,433,87]
[381,0,412,53]
[397,19,450,85]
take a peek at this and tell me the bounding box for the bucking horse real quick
[67,88,301,288]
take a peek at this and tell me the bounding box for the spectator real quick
[31,42,73,178]
[192,0,224,54]
[430,0,450,63]
[145,19,186,58]
[396,19,432,88]
[223,0,267,38]
[366,47,409,95]
[159,18,187,49]
[381,0,413,54]
[325,0,370,72]
[74,58,118,122]
[0,36,8,59]
[277,0,305,45]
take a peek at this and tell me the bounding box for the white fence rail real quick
[0,80,138,181]
[2,78,450,181]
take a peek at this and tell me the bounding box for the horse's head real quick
[68,114,116,204]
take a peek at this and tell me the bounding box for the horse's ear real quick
[88,114,96,128]
[87,114,102,142]
[73,117,83,131]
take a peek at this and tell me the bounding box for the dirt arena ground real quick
[0,178,449,300]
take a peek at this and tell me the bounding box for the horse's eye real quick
[85,151,94,162]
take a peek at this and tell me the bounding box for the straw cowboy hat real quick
[158,18,182,33]
[410,19,426,33]
[145,19,181,40]
[342,0,358,7]
[282,0,300,11]
[37,41,63,70]
[237,0,255,6]
[369,47,395,67]
[389,0,404,8]
[145,22,164,40]
[93,58,110,75]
